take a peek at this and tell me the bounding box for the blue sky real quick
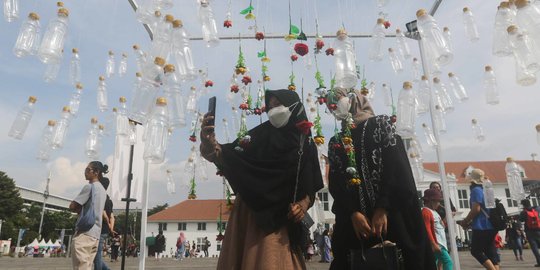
[1,0,539,208]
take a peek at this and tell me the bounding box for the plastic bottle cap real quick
[133,44,140,50]
[506,157,514,162]
[485,65,493,72]
[463,7,470,12]
[536,124,540,132]
[409,153,417,158]
[388,48,394,52]
[48,120,56,126]
[156,97,167,105]
[403,81,412,89]
[122,53,127,58]
[336,28,347,40]
[433,77,440,83]
[108,50,114,56]
[58,8,69,17]
[154,57,166,66]
[421,75,428,81]
[76,83,83,89]
[376,18,385,24]
[91,117,98,124]
[499,2,510,8]
[63,106,71,112]
[416,9,427,18]
[165,14,174,23]
[112,107,118,112]
[435,105,441,110]
[413,57,418,62]
[191,86,196,90]
[507,25,518,34]
[28,12,40,20]
[98,124,105,130]
[135,72,142,77]
[119,97,127,103]
[173,19,183,28]
[422,123,428,128]
[99,76,105,81]
[154,10,162,17]
[515,0,528,9]
[72,48,78,54]
[164,64,176,73]
[448,72,455,77]
[395,28,401,34]
[382,83,387,87]
[57,2,64,7]
[472,119,478,124]
[28,96,37,103]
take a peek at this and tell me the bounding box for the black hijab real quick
[220,90,324,236]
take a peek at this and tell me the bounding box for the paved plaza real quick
[0,250,539,269]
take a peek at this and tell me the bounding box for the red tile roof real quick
[423,160,540,183]
[148,199,231,222]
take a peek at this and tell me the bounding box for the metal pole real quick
[138,161,150,270]
[38,172,51,239]
[67,234,72,258]
[121,143,136,270]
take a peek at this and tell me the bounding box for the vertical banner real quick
[59,229,65,244]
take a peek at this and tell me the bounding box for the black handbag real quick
[348,238,404,270]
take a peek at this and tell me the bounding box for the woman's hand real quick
[351,212,371,239]
[371,208,387,237]
[200,113,219,162]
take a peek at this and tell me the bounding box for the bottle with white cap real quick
[432,77,454,113]
[493,2,514,57]
[69,48,81,85]
[132,44,147,72]
[105,50,115,78]
[97,76,108,112]
[37,120,56,162]
[368,18,386,62]
[144,97,169,163]
[333,28,358,88]
[447,72,468,102]
[163,64,186,128]
[38,6,69,64]
[118,53,128,77]
[416,9,453,66]
[3,0,19,22]
[471,118,485,142]
[388,48,403,74]
[172,19,197,81]
[13,12,41,57]
[462,7,480,42]
[50,106,71,149]
[85,117,101,159]
[198,0,219,47]
[395,28,411,59]
[483,65,499,105]
[116,97,130,136]
[415,75,430,115]
[396,81,415,138]
[422,123,438,148]
[129,57,166,124]
[8,96,37,140]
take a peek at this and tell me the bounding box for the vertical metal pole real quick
[418,39,461,270]
[67,234,72,257]
[121,144,135,270]
[38,172,51,239]
[138,161,150,270]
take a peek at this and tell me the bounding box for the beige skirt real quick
[217,196,306,270]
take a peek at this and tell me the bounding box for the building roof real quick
[424,160,540,184]
[148,199,231,222]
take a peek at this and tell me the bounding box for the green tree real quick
[148,203,168,216]
[0,171,26,241]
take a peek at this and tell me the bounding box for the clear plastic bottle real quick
[334,29,358,88]
[13,12,41,57]
[198,0,220,47]
[43,55,62,83]
[447,72,468,102]
[125,121,137,145]
[36,120,55,162]
[395,28,411,59]
[118,53,128,77]
[144,97,169,164]
[409,152,424,183]
[411,57,421,83]
[507,25,540,74]
[433,105,446,134]
[376,0,389,8]
[186,86,198,113]
[483,179,496,208]
[8,96,37,140]
[514,54,537,86]
[38,7,69,64]
[129,57,165,124]
[396,81,415,138]
[422,123,438,148]
[97,76,108,112]
[442,27,453,51]
[149,14,174,60]
[368,18,386,62]
[116,97,130,136]
[69,48,81,85]
[483,65,499,105]
[85,117,100,159]
[388,48,404,74]
[3,0,19,22]
[471,118,485,142]
[381,83,392,107]
[462,7,480,42]
[172,19,197,81]
[432,77,454,113]
[166,169,176,194]
[68,83,83,117]
[163,64,186,128]
[156,0,173,10]
[50,106,71,149]
[416,9,453,66]
[132,44,147,72]
[536,124,540,145]
[514,0,540,49]
[505,157,526,201]
[415,75,430,115]
[493,2,514,57]
[105,50,115,78]
[135,0,158,24]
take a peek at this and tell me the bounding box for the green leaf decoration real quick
[257,51,266,58]
[289,72,295,84]
[240,5,254,15]
[297,31,307,41]
[290,24,300,35]
[315,71,326,88]
[262,65,268,73]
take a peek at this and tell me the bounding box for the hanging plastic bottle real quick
[462,7,480,42]
[38,7,69,64]
[163,64,187,128]
[514,60,537,86]
[507,25,540,74]
[118,53,128,77]
[395,28,411,59]
[68,83,83,117]
[132,44,147,72]
[409,137,424,158]
[144,97,169,164]
[149,14,174,61]
[3,0,18,22]
[69,48,81,85]
[222,118,231,143]
[13,12,41,57]
[166,169,176,194]
[50,106,71,149]
[105,50,115,78]
[396,81,415,138]
[135,0,158,24]
[514,0,540,51]
[97,76,108,112]
[129,57,166,124]
[442,27,453,51]
[409,152,424,183]
[381,83,392,107]
[156,0,173,10]
[116,97,130,136]
[505,157,526,201]
[186,86,198,113]
[422,123,438,148]
[125,121,137,145]
[447,72,468,102]
[493,2,514,57]
[432,77,454,113]
[172,19,197,81]
[483,65,499,105]
[231,106,239,132]
[536,124,540,145]
[471,118,485,142]
[36,120,56,162]
[388,48,404,74]
[8,96,37,140]
[43,55,62,83]
[411,58,421,83]
[483,179,496,208]
[198,0,220,47]
[376,0,389,8]
[415,75,430,115]
[416,9,453,66]
[85,117,101,159]
[433,105,446,134]
[333,29,358,88]
[368,18,386,62]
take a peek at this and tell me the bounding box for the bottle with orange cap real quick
[105,50,115,78]
[97,76,108,112]
[38,6,69,64]
[144,97,169,163]
[387,48,403,74]
[198,0,220,47]
[395,28,411,59]
[471,118,485,142]
[117,97,130,136]
[135,0,158,24]
[493,2,513,57]
[4,0,19,22]
[462,7,479,42]
[149,14,174,60]
[68,83,83,117]
[129,57,166,124]
[132,44,147,72]
[432,77,454,113]
[415,8,453,66]
[13,12,41,57]
[421,123,438,148]
[433,105,446,134]
[483,65,499,105]
[411,57,421,83]
[51,106,72,149]
[396,81,415,138]
[118,53,128,77]
[507,25,539,74]
[69,48,81,85]
[514,0,540,51]
[8,96,37,140]
[163,64,187,128]
[334,28,357,88]
[85,117,101,159]
[368,18,386,62]
[172,19,197,81]
[447,72,468,102]
[37,120,56,162]
[415,75,430,115]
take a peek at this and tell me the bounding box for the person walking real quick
[110,234,120,262]
[202,237,210,257]
[506,217,524,261]
[422,188,453,270]
[322,229,332,263]
[69,161,108,270]
[93,177,113,270]
[154,230,166,260]
[175,232,185,260]
[520,199,540,267]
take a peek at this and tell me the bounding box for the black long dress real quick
[328,115,436,270]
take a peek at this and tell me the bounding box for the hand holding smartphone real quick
[207,96,216,127]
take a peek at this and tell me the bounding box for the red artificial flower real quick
[205,80,214,87]
[328,103,337,111]
[384,20,391,29]
[390,115,397,123]
[333,143,342,150]
[294,43,309,56]
[230,84,239,93]
[189,135,197,142]
[317,97,326,105]
[239,103,249,110]
[315,39,325,50]
[253,108,262,115]
[223,20,232,28]
[260,105,266,112]
[295,120,314,135]
[216,233,224,241]
[241,75,252,85]
[290,54,298,62]
[325,48,334,56]
[255,32,265,41]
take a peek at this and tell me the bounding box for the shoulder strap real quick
[292,133,306,204]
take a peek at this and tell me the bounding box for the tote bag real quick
[76,184,96,232]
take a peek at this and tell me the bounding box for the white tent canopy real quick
[27,238,39,248]
[52,240,61,248]
[46,240,53,247]
[38,239,47,248]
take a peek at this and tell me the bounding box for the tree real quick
[148,203,169,216]
[0,171,26,241]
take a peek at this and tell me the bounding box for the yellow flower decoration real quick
[261,56,271,63]
[349,178,362,186]
[245,13,256,20]
[284,34,296,41]
[263,75,271,82]
[314,136,325,146]
[288,84,296,91]
[342,136,353,145]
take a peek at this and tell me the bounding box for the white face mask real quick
[267,102,299,128]
[333,96,351,120]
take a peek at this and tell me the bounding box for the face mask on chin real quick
[332,96,351,120]
[267,102,299,128]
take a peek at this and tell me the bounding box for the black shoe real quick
[534,264,540,267]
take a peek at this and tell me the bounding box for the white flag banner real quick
[110,125,145,206]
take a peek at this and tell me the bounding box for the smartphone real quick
[207,96,216,126]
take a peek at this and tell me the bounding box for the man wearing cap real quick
[519,199,540,267]
[459,169,499,270]
[422,188,453,270]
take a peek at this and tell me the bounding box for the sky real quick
[1,0,540,209]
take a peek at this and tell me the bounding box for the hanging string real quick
[76,0,90,49]
[337,0,345,30]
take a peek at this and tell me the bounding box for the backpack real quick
[75,184,96,232]
[483,200,508,231]
[525,208,540,230]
